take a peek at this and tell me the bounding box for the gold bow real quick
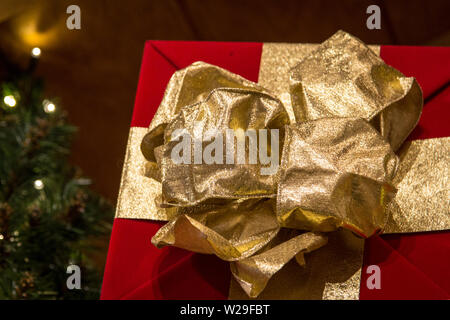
[140,31,423,298]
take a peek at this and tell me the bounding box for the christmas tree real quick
[0,47,113,299]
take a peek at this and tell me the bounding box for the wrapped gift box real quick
[101,40,450,300]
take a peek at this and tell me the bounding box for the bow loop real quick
[289,30,422,151]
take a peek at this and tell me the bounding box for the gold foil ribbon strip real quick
[115,127,175,221]
[385,137,450,233]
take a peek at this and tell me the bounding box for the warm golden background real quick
[0,0,449,269]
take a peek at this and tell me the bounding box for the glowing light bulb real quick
[43,100,56,113]
[34,179,44,190]
[31,47,41,58]
[4,95,16,107]
[0,234,4,240]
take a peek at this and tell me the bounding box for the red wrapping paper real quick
[101,41,450,300]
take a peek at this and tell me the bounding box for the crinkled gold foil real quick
[277,118,398,238]
[141,62,271,163]
[384,137,450,233]
[115,127,176,221]
[230,231,328,298]
[289,31,422,151]
[152,199,280,261]
[158,87,289,206]
[258,40,449,236]
[229,229,364,300]
[258,43,380,123]
[114,31,449,300]
[258,43,319,122]
[161,61,269,123]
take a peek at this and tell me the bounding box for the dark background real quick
[0,0,449,268]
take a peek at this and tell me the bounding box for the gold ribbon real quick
[139,31,426,298]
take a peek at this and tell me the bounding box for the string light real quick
[31,47,41,58]
[4,95,16,107]
[0,234,4,240]
[34,179,44,190]
[42,99,56,113]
